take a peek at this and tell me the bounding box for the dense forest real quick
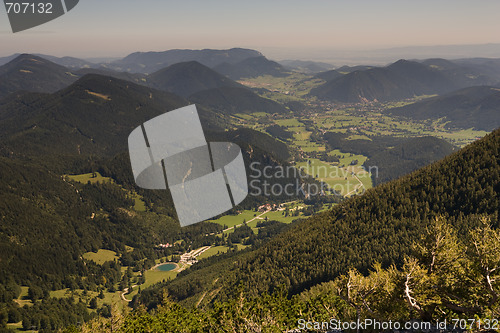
[68,217,500,332]
[136,128,499,315]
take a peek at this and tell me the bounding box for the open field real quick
[83,249,119,264]
[197,246,231,259]
[296,158,371,196]
[207,210,258,228]
[67,172,112,184]
[239,73,325,100]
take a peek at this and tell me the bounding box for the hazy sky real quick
[1,0,500,60]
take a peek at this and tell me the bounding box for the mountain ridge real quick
[309,59,498,102]
[0,54,78,99]
[108,48,263,73]
[388,85,500,131]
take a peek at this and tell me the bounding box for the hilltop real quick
[0,54,78,99]
[146,61,244,97]
[214,56,289,80]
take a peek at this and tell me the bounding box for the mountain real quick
[188,86,288,115]
[1,53,99,69]
[387,86,500,131]
[453,57,500,82]
[418,58,497,87]
[0,74,191,160]
[310,66,415,102]
[146,61,245,97]
[309,59,497,103]
[335,64,374,73]
[314,69,344,81]
[0,54,78,99]
[0,54,20,66]
[108,48,262,73]
[278,59,334,73]
[214,56,289,80]
[364,136,457,185]
[147,128,499,308]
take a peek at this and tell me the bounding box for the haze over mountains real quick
[107,48,263,73]
[278,59,334,73]
[0,49,498,142]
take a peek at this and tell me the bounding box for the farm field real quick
[295,158,371,196]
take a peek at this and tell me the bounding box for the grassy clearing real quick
[275,118,303,127]
[131,193,146,212]
[83,249,119,264]
[67,172,112,184]
[197,246,231,259]
[125,270,178,300]
[238,73,324,100]
[296,158,371,195]
[68,172,147,212]
[207,210,258,228]
[14,286,33,307]
[262,210,300,224]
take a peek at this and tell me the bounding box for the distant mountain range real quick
[0,53,96,68]
[278,59,334,73]
[106,48,262,73]
[388,86,500,131]
[310,59,499,102]
[213,56,289,80]
[0,55,291,119]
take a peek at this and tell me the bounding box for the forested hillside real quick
[388,86,500,131]
[364,136,457,185]
[139,128,499,309]
[0,55,78,99]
